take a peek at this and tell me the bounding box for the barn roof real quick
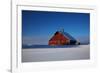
[59,31,76,41]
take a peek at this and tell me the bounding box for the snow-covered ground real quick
[22,45,90,62]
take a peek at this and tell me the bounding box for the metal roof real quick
[59,31,76,41]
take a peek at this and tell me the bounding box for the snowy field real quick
[22,45,90,62]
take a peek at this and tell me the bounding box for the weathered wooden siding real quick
[49,32,70,46]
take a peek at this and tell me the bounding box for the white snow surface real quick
[22,45,90,62]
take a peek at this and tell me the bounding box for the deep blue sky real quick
[22,10,90,45]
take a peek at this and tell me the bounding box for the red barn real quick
[48,31,80,46]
